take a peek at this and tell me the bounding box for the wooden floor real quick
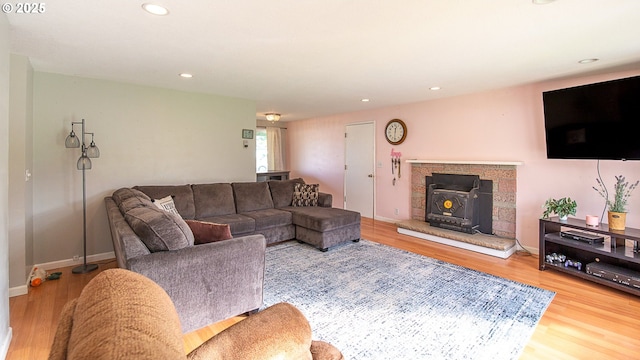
[7,218,640,359]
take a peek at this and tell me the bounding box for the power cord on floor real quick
[515,238,532,256]
[473,229,532,256]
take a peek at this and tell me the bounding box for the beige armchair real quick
[48,268,343,360]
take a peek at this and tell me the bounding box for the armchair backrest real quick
[49,269,186,360]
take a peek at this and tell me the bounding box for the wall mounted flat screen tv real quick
[543,75,640,160]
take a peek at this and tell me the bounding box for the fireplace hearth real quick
[426,173,493,235]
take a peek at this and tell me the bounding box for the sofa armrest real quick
[104,197,151,269]
[318,192,332,207]
[128,234,266,333]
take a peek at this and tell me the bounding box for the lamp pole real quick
[66,119,99,274]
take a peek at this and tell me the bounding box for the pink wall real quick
[287,69,640,250]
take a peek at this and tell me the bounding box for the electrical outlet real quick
[73,255,79,261]
[394,208,399,215]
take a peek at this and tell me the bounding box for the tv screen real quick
[543,75,640,160]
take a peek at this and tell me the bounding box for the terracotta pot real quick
[608,211,626,230]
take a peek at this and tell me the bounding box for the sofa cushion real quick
[292,183,319,207]
[288,206,361,232]
[199,213,256,235]
[268,178,306,208]
[192,183,236,218]
[232,182,274,213]
[185,220,233,244]
[153,195,180,216]
[124,206,194,252]
[134,185,196,219]
[242,208,293,230]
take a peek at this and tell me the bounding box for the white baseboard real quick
[8,252,116,298]
[518,244,539,257]
[34,251,115,272]
[373,215,398,223]
[0,327,12,360]
[8,285,27,298]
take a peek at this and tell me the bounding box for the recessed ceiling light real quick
[430,86,441,91]
[532,0,556,4]
[578,58,599,64]
[361,98,370,102]
[179,73,193,78]
[142,3,169,16]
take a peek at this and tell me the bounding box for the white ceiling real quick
[6,0,640,121]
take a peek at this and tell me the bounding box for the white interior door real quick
[344,122,374,218]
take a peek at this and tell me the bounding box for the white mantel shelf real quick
[406,159,524,166]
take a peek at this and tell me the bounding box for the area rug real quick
[262,240,554,360]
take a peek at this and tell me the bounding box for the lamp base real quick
[72,263,99,274]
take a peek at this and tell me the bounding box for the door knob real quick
[368,174,373,178]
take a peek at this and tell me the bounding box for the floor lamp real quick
[65,119,100,274]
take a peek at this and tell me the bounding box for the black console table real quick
[539,217,640,296]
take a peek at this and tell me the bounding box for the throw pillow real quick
[153,195,180,216]
[111,187,151,206]
[185,220,233,244]
[118,196,155,214]
[124,207,194,252]
[112,188,154,214]
[292,183,319,207]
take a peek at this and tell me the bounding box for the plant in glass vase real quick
[593,175,639,230]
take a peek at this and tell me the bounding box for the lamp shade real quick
[86,141,100,158]
[65,131,81,148]
[77,154,92,170]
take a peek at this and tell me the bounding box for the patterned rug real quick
[262,240,554,360]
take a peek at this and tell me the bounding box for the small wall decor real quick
[391,148,402,185]
[242,129,254,139]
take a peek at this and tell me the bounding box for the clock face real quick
[385,119,407,145]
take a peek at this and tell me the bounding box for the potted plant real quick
[593,175,639,230]
[541,197,577,221]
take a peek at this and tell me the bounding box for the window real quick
[256,126,287,172]
[256,128,268,172]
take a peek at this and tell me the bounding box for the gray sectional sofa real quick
[131,178,361,250]
[104,178,360,333]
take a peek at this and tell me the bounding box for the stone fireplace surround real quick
[398,160,522,258]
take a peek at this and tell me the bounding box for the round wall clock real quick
[385,119,407,145]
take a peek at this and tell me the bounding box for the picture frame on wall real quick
[242,129,254,139]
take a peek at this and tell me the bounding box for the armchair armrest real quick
[48,299,78,360]
[187,302,343,360]
[128,234,266,333]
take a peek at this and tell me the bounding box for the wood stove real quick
[426,173,493,235]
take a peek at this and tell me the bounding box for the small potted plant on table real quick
[594,175,639,230]
[542,197,577,221]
